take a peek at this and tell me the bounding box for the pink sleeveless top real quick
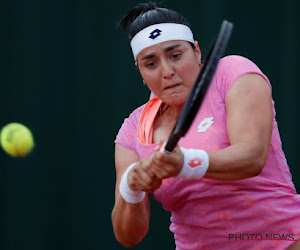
[115,55,300,249]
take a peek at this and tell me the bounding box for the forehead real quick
[137,40,190,59]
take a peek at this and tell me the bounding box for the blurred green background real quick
[0,0,299,249]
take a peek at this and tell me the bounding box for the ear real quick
[193,40,202,63]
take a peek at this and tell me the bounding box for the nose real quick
[160,60,175,79]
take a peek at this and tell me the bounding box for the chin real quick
[165,93,187,107]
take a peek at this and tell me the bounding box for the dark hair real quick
[119,2,191,41]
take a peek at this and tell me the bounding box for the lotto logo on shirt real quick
[197,117,214,133]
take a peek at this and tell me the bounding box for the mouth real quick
[164,83,181,90]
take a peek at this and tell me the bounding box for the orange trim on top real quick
[137,97,162,144]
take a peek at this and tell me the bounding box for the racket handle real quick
[163,134,180,154]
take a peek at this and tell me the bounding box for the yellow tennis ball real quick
[0,123,34,157]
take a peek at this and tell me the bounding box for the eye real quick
[146,61,156,68]
[171,53,181,60]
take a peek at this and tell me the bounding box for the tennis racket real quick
[163,20,233,153]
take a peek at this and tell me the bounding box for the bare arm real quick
[111,144,162,247]
[205,74,273,180]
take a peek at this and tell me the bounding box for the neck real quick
[160,103,182,122]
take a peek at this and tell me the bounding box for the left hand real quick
[149,142,184,179]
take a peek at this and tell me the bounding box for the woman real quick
[112,2,300,249]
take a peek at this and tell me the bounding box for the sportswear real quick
[115,55,300,249]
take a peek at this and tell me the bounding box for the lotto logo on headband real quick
[149,29,162,39]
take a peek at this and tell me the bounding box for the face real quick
[136,40,201,107]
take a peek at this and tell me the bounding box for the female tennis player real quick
[112,2,300,249]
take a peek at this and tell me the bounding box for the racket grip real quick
[163,134,180,153]
[157,142,174,154]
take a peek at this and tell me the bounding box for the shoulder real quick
[214,55,271,99]
[218,55,259,71]
[217,55,270,81]
[114,103,146,151]
[220,55,250,62]
[214,55,256,82]
[122,104,146,128]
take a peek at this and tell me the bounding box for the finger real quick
[129,165,160,192]
[143,175,162,193]
[152,150,175,168]
[149,152,166,178]
[148,178,162,193]
[151,150,183,179]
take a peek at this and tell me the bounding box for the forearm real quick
[112,195,150,248]
[205,141,268,180]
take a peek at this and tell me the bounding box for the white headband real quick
[130,23,194,60]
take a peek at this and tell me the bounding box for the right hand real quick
[150,143,184,180]
[127,159,162,193]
